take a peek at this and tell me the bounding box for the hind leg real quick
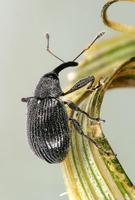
[69,118,110,155]
[69,118,98,145]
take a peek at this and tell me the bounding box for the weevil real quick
[22,32,106,163]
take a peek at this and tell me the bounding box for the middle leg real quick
[64,100,105,123]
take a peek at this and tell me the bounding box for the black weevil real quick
[22,32,105,163]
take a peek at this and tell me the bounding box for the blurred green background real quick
[0,0,135,199]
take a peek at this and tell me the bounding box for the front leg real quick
[61,76,95,96]
[64,100,105,123]
[87,78,105,90]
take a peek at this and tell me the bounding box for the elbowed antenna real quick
[46,31,105,75]
[72,31,105,61]
[45,33,78,75]
[46,33,65,63]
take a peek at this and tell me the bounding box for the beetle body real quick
[25,62,78,164]
[22,32,105,164]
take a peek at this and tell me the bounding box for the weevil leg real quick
[69,118,110,155]
[64,100,105,123]
[87,78,105,90]
[21,96,57,102]
[61,76,95,96]
[21,97,34,102]
[69,118,98,144]
[21,96,43,102]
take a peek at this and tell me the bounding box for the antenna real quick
[46,33,65,63]
[72,31,105,61]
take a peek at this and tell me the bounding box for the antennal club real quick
[73,31,105,62]
[46,33,65,63]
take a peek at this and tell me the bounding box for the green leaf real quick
[101,0,135,33]
[61,34,135,200]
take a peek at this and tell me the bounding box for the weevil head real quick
[34,61,78,98]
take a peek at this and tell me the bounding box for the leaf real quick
[101,0,135,33]
[61,33,135,200]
